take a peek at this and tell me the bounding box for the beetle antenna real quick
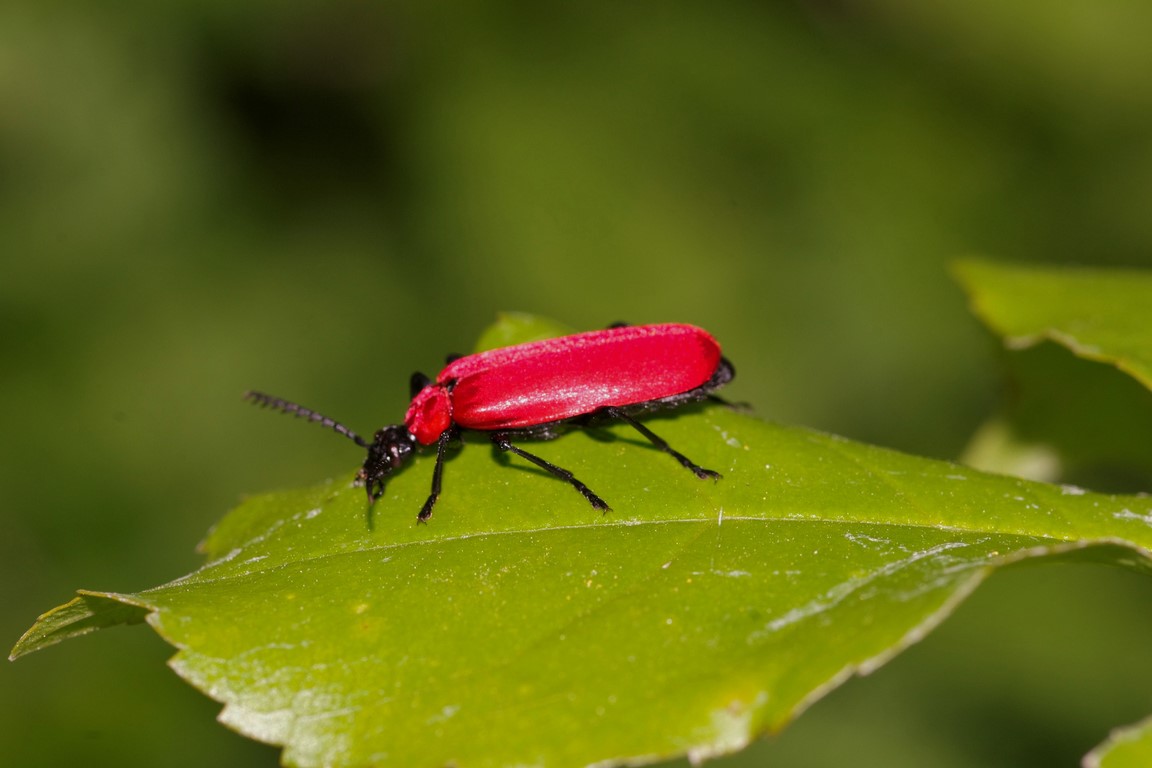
[244,391,369,448]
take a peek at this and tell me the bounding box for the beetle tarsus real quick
[417,496,437,522]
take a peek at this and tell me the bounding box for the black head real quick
[358,425,417,503]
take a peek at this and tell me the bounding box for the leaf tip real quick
[9,591,152,661]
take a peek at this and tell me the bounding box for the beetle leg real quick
[705,392,753,412]
[417,429,455,522]
[603,407,721,480]
[409,371,432,399]
[491,433,610,512]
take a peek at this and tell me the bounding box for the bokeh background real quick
[4,2,1152,766]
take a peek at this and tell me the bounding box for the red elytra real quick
[246,322,734,521]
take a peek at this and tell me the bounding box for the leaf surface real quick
[1086,717,1152,768]
[13,315,1152,768]
[954,258,1152,387]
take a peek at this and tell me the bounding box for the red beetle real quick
[247,323,734,520]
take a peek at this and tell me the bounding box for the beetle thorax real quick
[405,383,453,445]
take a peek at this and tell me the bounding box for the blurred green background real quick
[4,2,1152,766]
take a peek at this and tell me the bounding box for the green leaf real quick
[9,591,151,659]
[954,258,1152,388]
[12,314,1152,767]
[951,261,1152,765]
[955,259,1152,487]
[1086,717,1152,768]
[472,311,577,352]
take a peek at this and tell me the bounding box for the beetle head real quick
[358,424,417,503]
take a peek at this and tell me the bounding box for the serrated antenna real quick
[244,391,369,448]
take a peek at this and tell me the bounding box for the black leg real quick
[491,434,610,511]
[418,429,454,521]
[409,371,432,399]
[706,393,753,412]
[604,407,720,480]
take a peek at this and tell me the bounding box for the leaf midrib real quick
[152,514,1072,596]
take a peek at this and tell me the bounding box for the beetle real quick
[246,322,734,521]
